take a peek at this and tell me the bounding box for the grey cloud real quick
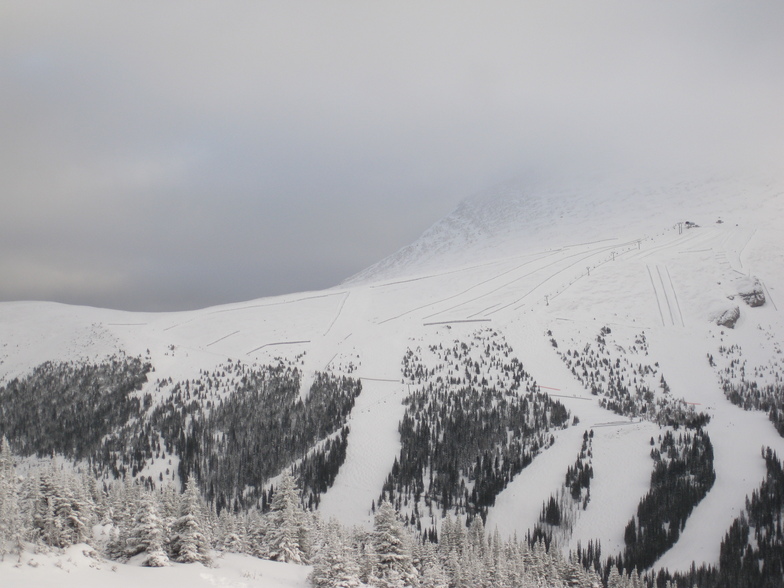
[1,1,782,310]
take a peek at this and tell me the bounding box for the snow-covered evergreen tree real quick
[371,500,417,588]
[310,520,361,588]
[105,478,139,561]
[606,565,626,588]
[0,437,22,557]
[485,527,508,587]
[467,516,486,557]
[267,471,308,564]
[169,478,211,565]
[59,473,94,545]
[127,491,169,566]
[217,508,246,553]
[247,507,270,558]
[27,461,95,548]
[418,542,449,588]
[157,483,180,548]
[357,530,376,584]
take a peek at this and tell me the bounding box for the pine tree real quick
[530,539,549,583]
[486,527,508,587]
[217,509,246,553]
[157,483,180,547]
[607,564,627,588]
[420,557,449,588]
[310,520,361,588]
[105,478,139,561]
[371,501,417,588]
[29,461,95,548]
[169,478,211,564]
[359,532,377,584]
[59,473,94,545]
[467,515,487,558]
[247,508,270,558]
[267,471,308,564]
[0,437,22,557]
[127,491,169,566]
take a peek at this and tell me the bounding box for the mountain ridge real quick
[345,170,783,287]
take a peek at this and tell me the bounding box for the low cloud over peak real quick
[2,1,782,310]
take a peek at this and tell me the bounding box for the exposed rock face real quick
[711,304,740,328]
[735,276,766,307]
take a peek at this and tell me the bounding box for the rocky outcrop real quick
[710,304,740,328]
[735,276,766,307]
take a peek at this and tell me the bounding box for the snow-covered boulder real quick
[709,303,740,328]
[735,276,766,307]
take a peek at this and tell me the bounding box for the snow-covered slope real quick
[0,544,311,588]
[2,169,783,576]
[345,170,784,288]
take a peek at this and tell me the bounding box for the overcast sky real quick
[1,1,782,311]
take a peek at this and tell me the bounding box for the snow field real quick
[0,545,311,588]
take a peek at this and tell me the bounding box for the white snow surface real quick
[0,545,310,588]
[2,169,784,576]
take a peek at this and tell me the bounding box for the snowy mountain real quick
[2,169,784,586]
[345,170,784,286]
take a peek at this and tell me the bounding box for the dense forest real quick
[0,354,151,460]
[715,447,784,587]
[385,329,570,529]
[2,326,784,586]
[628,448,784,588]
[0,356,361,511]
[610,428,715,574]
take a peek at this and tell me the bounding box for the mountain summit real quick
[347,170,784,285]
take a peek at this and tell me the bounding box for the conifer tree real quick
[60,473,94,545]
[217,509,246,553]
[267,471,308,564]
[169,478,211,564]
[607,565,626,588]
[467,515,487,558]
[247,508,270,558]
[127,491,169,566]
[0,437,22,557]
[371,500,417,588]
[105,478,139,560]
[358,531,376,584]
[27,461,95,548]
[310,520,361,588]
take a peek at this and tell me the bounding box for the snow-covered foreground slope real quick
[1,170,783,577]
[0,545,310,588]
